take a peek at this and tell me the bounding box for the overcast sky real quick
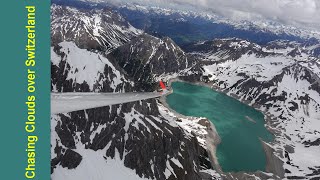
[109,0,320,29]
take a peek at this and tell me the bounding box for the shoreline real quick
[163,78,284,179]
[158,87,223,173]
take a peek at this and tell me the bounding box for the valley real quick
[50,1,320,179]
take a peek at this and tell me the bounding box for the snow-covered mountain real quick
[51,41,134,93]
[186,38,320,179]
[186,38,320,61]
[51,4,142,52]
[52,0,320,45]
[51,1,320,180]
[51,4,219,180]
[122,4,320,38]
[116,3,320,46]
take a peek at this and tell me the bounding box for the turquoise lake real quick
[166,82,274,172]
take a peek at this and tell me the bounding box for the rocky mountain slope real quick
[51,4,142,52]
[51,4,219,180]
[51,2,320,180]
[185,38,320,179]
[107,33,196,91]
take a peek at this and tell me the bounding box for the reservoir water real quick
[166,82,274,172]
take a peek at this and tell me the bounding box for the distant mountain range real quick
[53,0,320,46]
[50,1,320,179]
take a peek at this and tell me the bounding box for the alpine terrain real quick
[51,4,219,180]
[51,1,320,180]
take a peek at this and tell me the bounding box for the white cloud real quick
[202,0,320,28]
[106,0,320,29]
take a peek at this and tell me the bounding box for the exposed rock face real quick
[59,149,82,169]
[107,34,196,91]
[51,4,142,52]
[51,3,218,180]
[51,100,210,180]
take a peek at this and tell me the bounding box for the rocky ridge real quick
[51,4,219,180]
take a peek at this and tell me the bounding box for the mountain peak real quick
[51,4,142,52]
